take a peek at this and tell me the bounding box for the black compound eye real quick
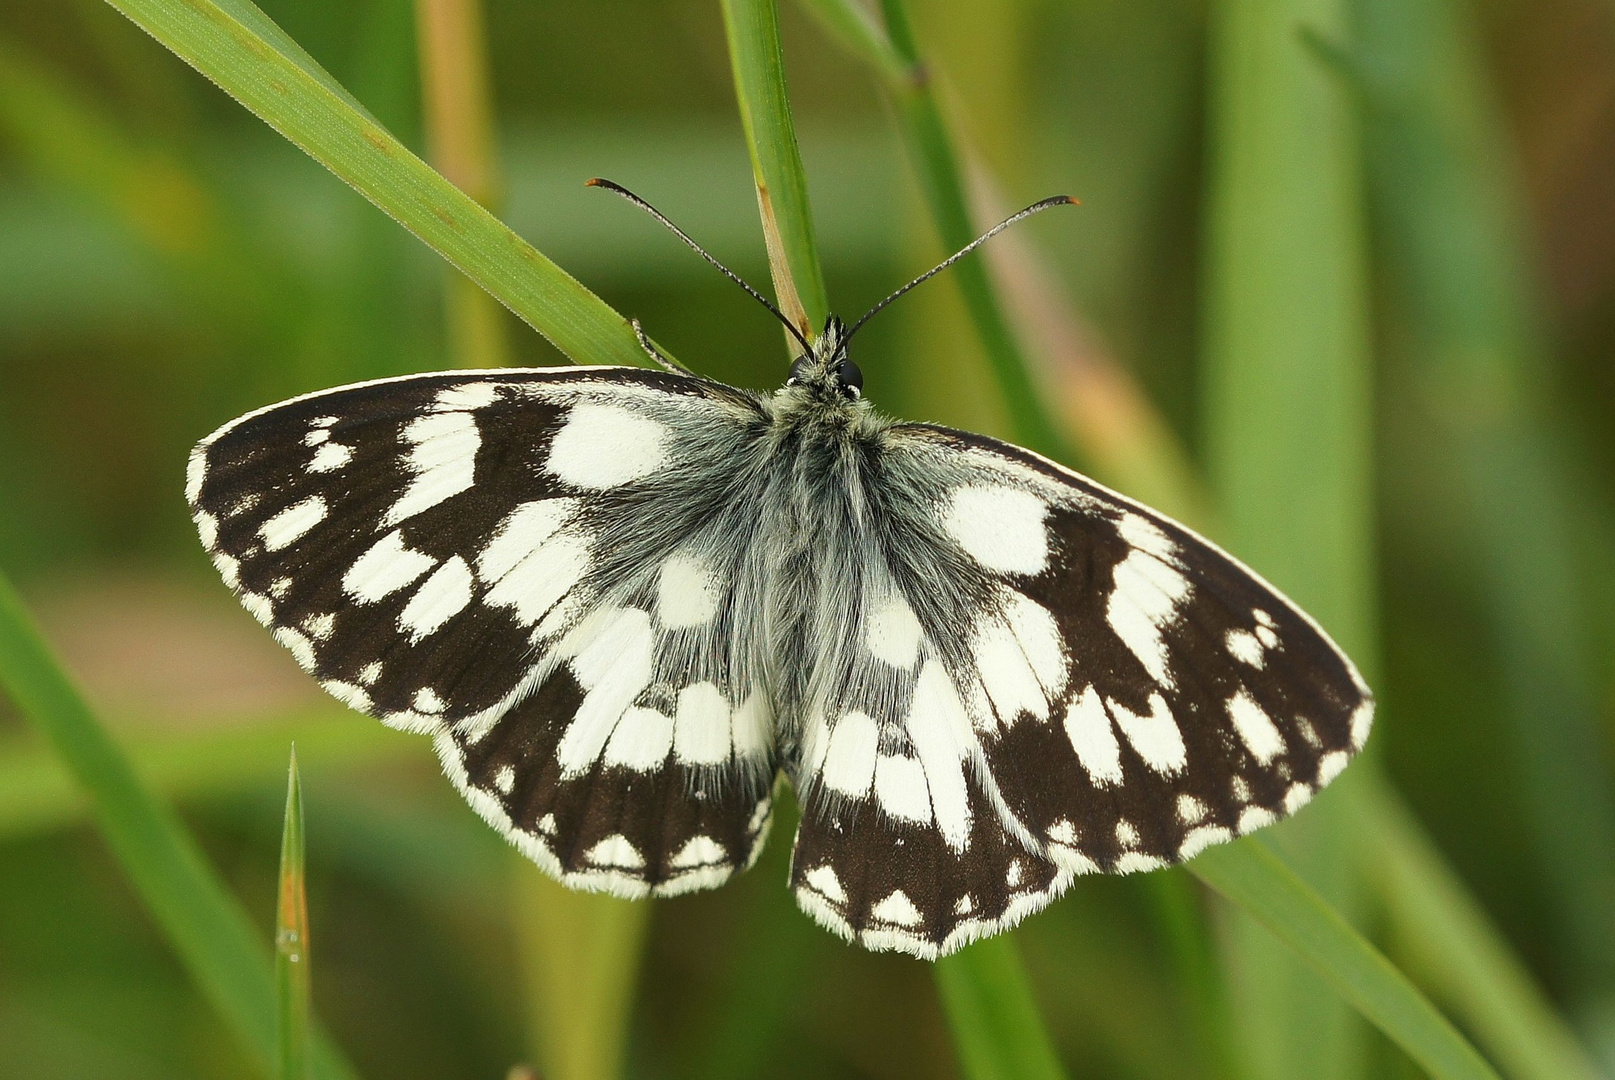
[786,357,812,386]
[837,358,864,398]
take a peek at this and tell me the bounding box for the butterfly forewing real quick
[189,368,778,897]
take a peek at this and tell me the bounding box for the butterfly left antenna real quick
[587,178,814,355]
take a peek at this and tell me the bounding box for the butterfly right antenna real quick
[845,195,1079,342]
[588,178,814,356]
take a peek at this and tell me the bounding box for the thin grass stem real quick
[276,746,311,1080]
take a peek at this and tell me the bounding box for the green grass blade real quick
[511,865,651,1080]
[719,0,829,340]
[862,0,1068,462]
[1203,0,1374,1074]
[1352,0,1615,1030]
[100,0,651,369]
[0,573,358,1080]
[1191,839,1501,1080]
[277,746,311,1080]
[1361,784,1604,1080]
[935,936,1067,1080]
[415,0,511,370]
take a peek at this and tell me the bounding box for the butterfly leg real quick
[632,319,697,378]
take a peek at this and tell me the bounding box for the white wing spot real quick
[556,608,655,776]
[485,533,588,628]
[867,590,923,669]
[1106,549,1190,687]
[302,613,334,641]
[805,864,847,904]
[322,680,372,712]
[906,661,973,850]
[308,442,352,473]
[399,556,474,641]
[1047,820,1077,845]
[1110,693,1186,775]
[1226,629,1265,667]
[1004,590,1068,696]
[874,756,932,824]
[1318,750,1350,785]
[1006,861,1024,888]
[942,485,1049,575]
[731,693,771,760]
[1255,624,1280,649]
[604,706,674,771]
[269,577,292,600]
[657,551,720,628]
[871,890,924,927]
[1232,775,1252,803]
[212,552,240,589]
[671,836,726,869]
[974,619,1046,726]
[1238,806,1277,834]
[954,895,975,915]
[344,530,436,603]
[822,711,879,796]
[1116,513,1178,561]
[546,403,669,489]
[1350,699,1373,749]
[413,687,445,714]
[673,682,732,766]
[434,382,499,411]
[1284,783,1313,814]
[195,511,218,550]
[1180,826,1233,860]
[240,591,272,623]
[478,499,577,581]
[1254,608,1276,629]
[1115,852,1165,874]
[1228,690,1284,765]
[493,765,516,794]
[303,428,329,447]
[1177,794,1207,825]
[1064,685,1123,786]
[537,813,557,835]
[387,411,480,525]
[260,496,327,551]
[586,834,644,869]
[273,626,316,670]
[185,448,207,504]
[1115,820,1141,848]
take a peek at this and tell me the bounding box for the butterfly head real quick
[784,315,864,402]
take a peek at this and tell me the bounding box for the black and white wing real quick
[188,368,777,897]
[788,423,1372,959]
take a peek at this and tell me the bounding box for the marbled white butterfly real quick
[187,182,1372,959]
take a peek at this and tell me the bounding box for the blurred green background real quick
[1,0,1614,1077]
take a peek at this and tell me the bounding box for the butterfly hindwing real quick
[189,367,778,896]
[790,423,1372,957]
